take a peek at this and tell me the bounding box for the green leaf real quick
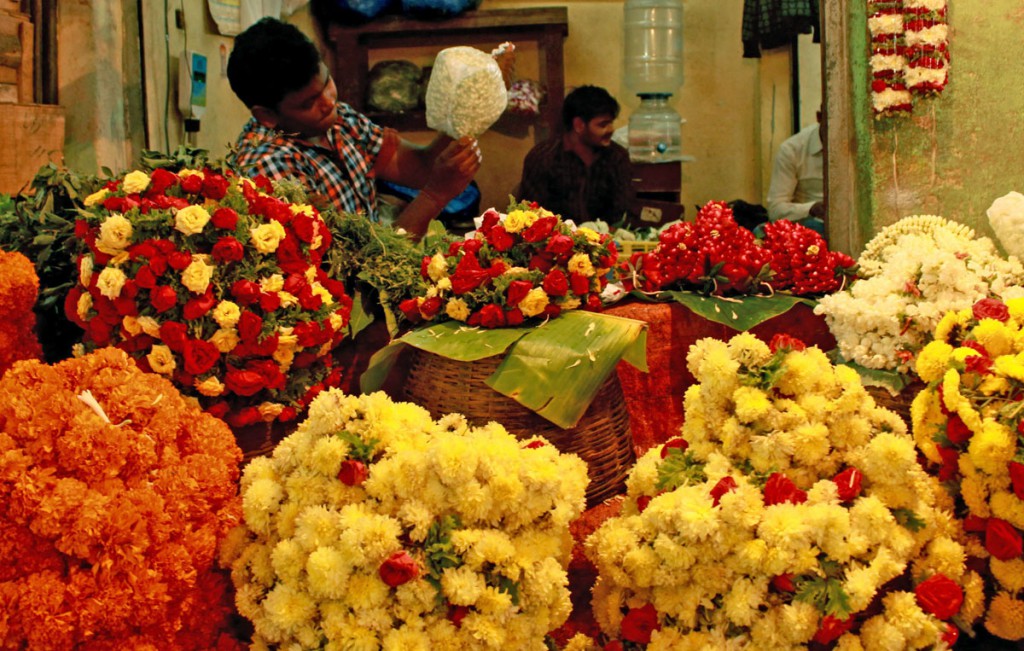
[831,356,912,394]
[347,291,375,339]
[32,234,55,247]
[639,290,815,331]
[893,508,927,532]
[335,430,379,462]
[360,341,411,394]
[656,449,707,492]
[400,321,529,362]
[794,573,852,618]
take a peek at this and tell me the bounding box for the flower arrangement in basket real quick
[0,347,243,649]
[621,201,856,297]
[912,297,1024,641]
[221,388,589,649]
[579,333,981,649]
[66,166,353,429]
[397,199,619,328]
[815,215,1024,379]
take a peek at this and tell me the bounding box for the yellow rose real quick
[147,345,176,375]
[427,253,449,281]
[278,292,299,308]
[258,402,285,421]
[137,316,160,337]
[290,203,315,217]
[209,328,240,354]
[178,169,204,181]
[559,296,582,311]
[519,287,550,318]
[260,274,284,293]
[76,293,93,321]
[312,283,333,306]
[273,347,295,370]
[212,300,241,328]
[250,221,287,253]
[568,252,596,278]
[122,170,151,194]
[96,267,127,299]
[96,214,133,255]
[181,257,214,294]
[328,312,345,331]
[195,376,226,397]
[174,205,211,236]
[576,226,602,244]
[446,297,470,322]
[83,188,109,207]
[504,210,530,233]
[79,255,94,287]
[276,327,299,352]
[122,315,142,336]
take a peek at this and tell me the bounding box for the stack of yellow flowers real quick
[220,388,589,650]
[913,297,1024,642]
[580,333,981,650]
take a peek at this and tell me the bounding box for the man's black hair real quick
[227,17,323,109]
[561,85,620,131]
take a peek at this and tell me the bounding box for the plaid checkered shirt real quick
[232,102,398,220]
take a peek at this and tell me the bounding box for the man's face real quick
[579,115,616,149]
[270,63,339,138]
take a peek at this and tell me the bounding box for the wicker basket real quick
[866,381,924,427]
[402,349,636,508]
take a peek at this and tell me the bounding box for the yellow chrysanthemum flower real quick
[933,309,972,343]
[974,319,1016,358]
[446,297,470,321]
[915,341,954,383]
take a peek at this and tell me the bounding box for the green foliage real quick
[139,145,214,172]
[0,163,103,361]
[794,557,852,618]
[335,430,380,463]
[656,449,707,492]
[739,348,789,391]
[892,508,927,532]
[423,514,464,605]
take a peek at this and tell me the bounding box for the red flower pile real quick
[623,201,856,297]
[66,166,352,428]
[398,200,618,328]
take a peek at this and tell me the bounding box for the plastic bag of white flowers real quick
[219,388,589,650]
[814,215,1024,387]
[580,333,983,650]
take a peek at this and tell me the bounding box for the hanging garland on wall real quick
[867,0,949,115]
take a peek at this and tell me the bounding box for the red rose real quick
[771,574,795,592]
[206,401,230,420]
[150,285,179,313]
[973,297,1010,322]
[660,437,688,458]
[636,495,652,513]
[542,269,569,297]
[1009,461,1024,501]
[522,215,557,242]
[74,219,90,239]
[231,279,262,305]
[276,235,309,275]
[763,472,808,506]
[505,308,524,326]
[937,445,959,482]
[338,459,369,486]
[134,265,158,289]
[942,623,959,647]
[710,476,738,506]
[487,225,515,252]
[529,252,554,272]
[129,241,160,261]
[620,603,660,644]
[399,298,422,324]
[183,290,216,320]
[291,212,318,243]
[147,168,178,195]
[159,321,188,352]
[586,293,603,311]
[569,273,591,296]
[479,304,506,328]
[246,359,286,391]
[545,233,574,256]
[227,406,262,429]
[769,333,807,353]
[813,615,853,645]
[167,250,192,271]
[201,172,229,200]
[479,208,500,234]
[259,291,281,312]
[506,280,533,307]
[833,467,863,502]
[419,296,442,320]
[149,255,168,275]
[986,518,1023,560]
[211,207,239,229]
[182,338,220,375]
[542,304,562,319]
[224,368,266,396]
[278,406,298,422]
[462,238,483,256]
[449,253,491,294]
[603,642,624,651]
[963,514,988,533]
[180,174,203,194]
[86,319,112,346]
[946,414,972,445]
[379,551,420,587]
[447,604,470,629]
[914,574,963,620]
[237,311,263,342]
[212,236,245,263]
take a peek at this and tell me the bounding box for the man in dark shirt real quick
[517,86,635,224]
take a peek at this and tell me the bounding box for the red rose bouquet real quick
[0,347,243,650]
[622,201,856,297]
[66,166,352,428]
[397,200,618,328]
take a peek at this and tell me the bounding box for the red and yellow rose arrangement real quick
[397,200,619,328]
[622,201,856,297]
[66,166,353,429]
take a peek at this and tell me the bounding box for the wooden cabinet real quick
[323,7,568,142]
[629,161,683,226]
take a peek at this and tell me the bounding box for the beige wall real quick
[83,2,818,218]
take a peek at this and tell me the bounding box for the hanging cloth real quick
[742,0,820,58]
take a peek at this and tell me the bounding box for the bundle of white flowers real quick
[220,388,589,650]
[583,333,982,650]
[815,215,1024,375]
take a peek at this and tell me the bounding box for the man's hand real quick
[492,42,516,91]
[421,136,482,203]
[809,201,826,218]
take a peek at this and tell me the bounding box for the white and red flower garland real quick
[868,0,949,115]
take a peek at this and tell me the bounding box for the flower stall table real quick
[605,298,836,454]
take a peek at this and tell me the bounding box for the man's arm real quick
[375,134,481,240]
[766,141,816,223]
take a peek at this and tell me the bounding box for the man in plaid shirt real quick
[227,18,481,241]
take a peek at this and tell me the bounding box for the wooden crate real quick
[0,103,64,195]
[0,10,32,103]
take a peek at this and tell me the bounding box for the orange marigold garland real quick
[0,249,43,375]
[0,347,244,650]
[66,167,353,429]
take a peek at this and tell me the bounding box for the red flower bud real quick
[660,437,688,458]
[338,459,368,486]
[710,476,738,506]
[379,551,420,587]
[914,574,963,620]
[833,467,863,502]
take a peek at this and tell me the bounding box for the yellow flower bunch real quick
[585,333,977,648]
[911,297,1024,641]
[221,388,588,650]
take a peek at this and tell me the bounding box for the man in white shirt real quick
[766,109,825,236]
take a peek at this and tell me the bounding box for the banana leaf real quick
[826,351,912,395]
[347,291,375,339]
[632,290,816,331]
[361,311,648,428]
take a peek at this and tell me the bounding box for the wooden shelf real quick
[324,7,568,142]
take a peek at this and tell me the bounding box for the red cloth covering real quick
[605,300,836,455]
